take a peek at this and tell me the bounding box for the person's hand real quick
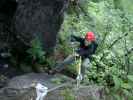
[72,52,79,57]
[75,53,79,57]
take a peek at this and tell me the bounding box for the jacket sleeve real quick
[77,42,98,57]
[71,35,83,42]
[78,49,90,56]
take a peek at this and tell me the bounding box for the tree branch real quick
[125,47,133,56]
[108,33,128,49]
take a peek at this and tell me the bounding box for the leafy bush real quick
[27,38,46,64]
[61,88,75,100]
[26,38,56,72]
[59,0,133,99]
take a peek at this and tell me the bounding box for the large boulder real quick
[12,0,69,53]
[0,73,74,100]
[0,73,105,100]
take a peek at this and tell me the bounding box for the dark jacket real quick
[71,35,98,59]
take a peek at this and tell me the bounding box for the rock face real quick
[12,0,69,53]
[0,0,17,18]
[0,0,69,73]
[0,0,17,49]
[0,73,105,100]
[0,73,74,100]
[0,0,69,53]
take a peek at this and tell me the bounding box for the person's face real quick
[84,40,91,46]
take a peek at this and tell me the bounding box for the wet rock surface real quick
[0,73,73,100]
[0,73,104,100]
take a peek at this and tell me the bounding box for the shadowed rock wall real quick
[0,0,69,54]
[12,0,69,53]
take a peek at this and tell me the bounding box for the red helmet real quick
[85,32,95,42]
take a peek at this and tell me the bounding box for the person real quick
[51,32,98,77]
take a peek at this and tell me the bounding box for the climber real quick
[51,32,98,77]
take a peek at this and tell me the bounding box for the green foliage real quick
[105,75,133,100]
[57,38,73,56]
[84,48,133,99]
[26,38,56,71]
[27,38,45,64]
[61,88,75,100]
[51,78,62,85]
[59,0,133,99]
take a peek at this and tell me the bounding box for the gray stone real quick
[0,73,74,100]
[0,73,105,100]
[12,0,69,52]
